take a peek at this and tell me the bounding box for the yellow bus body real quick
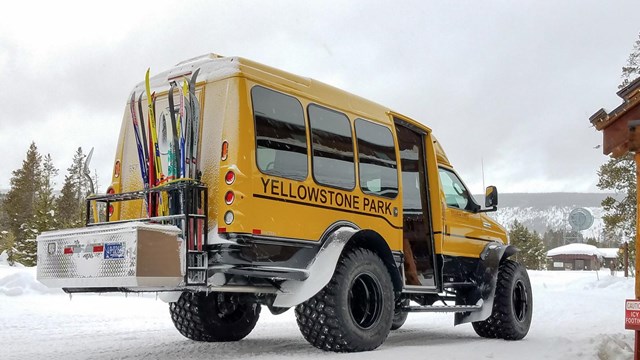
[108,55,506,262]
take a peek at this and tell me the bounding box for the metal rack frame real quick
[85,180,209,285]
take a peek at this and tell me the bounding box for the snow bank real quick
[597,334,634,360]
[531,270,630,291]
[0,264,636,359]
[0,254,61,296]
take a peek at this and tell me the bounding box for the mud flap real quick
[272,226,357,307]
[454,243,510,325]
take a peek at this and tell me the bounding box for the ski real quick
[153,93,168,216]
[145,70,164,184]
[137,92,149,167]
[129,92,149,187]
[168,82,181,180]
[145,69,167,216]
[183,78,193,180]
[180,80,188,178]
[188,68,201,179]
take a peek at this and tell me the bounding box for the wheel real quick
[295,248,394,352]
[472,260,533,340]
[391,298,409,330]
[169,291,261,342]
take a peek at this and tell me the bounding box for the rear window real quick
[251,86,308,181]
[355,119,398,198]
[308,104,355,189]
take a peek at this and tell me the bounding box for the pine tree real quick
[509,220,547,270]
[619,32,640,89]
[597,153,635,267]
[542,229,564,250]
[3,142,42,266]
[595,33,640,268]
[0,230,16,265]
[32,154,59,233]
[56,148,88,228]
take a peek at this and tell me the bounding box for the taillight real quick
[225,191,235,205]
[225,170,235,185]
[107,187,115,217]
[221,141,229,161]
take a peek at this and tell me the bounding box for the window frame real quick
[307,103,356,191]
[250,85,309,182]
[354,118,399,199]
[437,166,479,212]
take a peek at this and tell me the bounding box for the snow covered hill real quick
[0,253,634,360]
[480,193,615,240]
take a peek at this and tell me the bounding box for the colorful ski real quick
[146,93,157,217]
[180,80,188,178]
[188,68,201,179]
[129,92,148,186]
[183,79,193,179]
[168,82,181,179]
[137,92,149,166]
[145,69,169,216]
[145,69,164,185]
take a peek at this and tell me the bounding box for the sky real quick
[0,0,639,195]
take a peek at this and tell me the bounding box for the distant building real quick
[599,248,620,269]
[546,243,604,270]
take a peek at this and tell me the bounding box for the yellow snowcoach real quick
[37,54,532,352]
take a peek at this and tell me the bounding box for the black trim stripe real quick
[253,193,403,229]
[445,233,495,242]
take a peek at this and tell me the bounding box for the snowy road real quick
[0,263,634,360]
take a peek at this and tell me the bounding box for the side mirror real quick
[485,186,498,209]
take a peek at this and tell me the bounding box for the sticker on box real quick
[104,242,125,259]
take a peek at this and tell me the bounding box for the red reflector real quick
[93,245,104,253]
[63,247,73,255]
[218,227,227,233]
[108,204,114,217]
[252,229,262,235]
[225,191,235,205]
[225,170,235,185]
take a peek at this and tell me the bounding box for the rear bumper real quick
[208,234,320,281]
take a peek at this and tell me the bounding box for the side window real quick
[251,86,307,181]
[396,125,424,213]
[355,119,398,198]
[438,168,471,210]
[308,104,355,189]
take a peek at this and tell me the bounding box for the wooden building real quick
[547,243,603,271]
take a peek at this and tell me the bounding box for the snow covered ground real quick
[0,254,635,360]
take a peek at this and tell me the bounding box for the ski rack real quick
[85,180,208,286]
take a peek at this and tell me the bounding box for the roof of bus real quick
[139,53,451,164]
[144,54,431,131]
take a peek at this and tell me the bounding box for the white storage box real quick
[37,222,184,289]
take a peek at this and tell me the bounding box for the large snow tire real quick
[170,292,261,342]
[472,260,532,340]
[295,248,394,352]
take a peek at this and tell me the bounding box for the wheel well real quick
[346,229,403,294]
